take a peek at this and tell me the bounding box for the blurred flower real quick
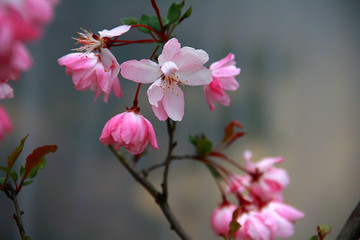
[99,110,158,155]
[243,150,290,202]
[210,202,238,238]
[204,53,240,111]
[0,0,57,82]
[0,105,12,141]
[120,38,212,121]
[0,81,14,99]
[57,49,122,102]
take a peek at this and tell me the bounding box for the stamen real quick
[71,28,102,53]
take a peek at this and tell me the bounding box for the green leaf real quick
[149,16,169,32]
[0,166,10,174]
[20,165,25,178]
[317,225,331,239]
[138,14,151,33]
[206,165,222,180]
[38,157,46,169]
[229,208,241,238]
[9,172,18,182]
[22,180,34,186]
[7,134,29,171]
[178,5,192,23]
[310,236,318,240]
[27,168,38,179]
[188,134,213,157]
[0,177,5,186]
[120,17,138,25]
[167,1,185,24]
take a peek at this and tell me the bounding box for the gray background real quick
[0,0,359,239]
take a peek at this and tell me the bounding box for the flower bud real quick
[210,203,238,237]
[99,111,158,155]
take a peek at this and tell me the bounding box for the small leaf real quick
[24,145,57,174]
[20,165,25,178]
[22,180,34,186]
[0,166,10,174]
[167,1,184,24]
[149,16,169,32]
[138,14,151,33]
[9,172,18,182]
[310,236,319,240]
[7,134,29,171]
[223,121,243,143]
[229,208,241,238]
[206,165,222,180]
[0,177,5,186]
[189,134,213,157]
[38,157,46,170]
[317,225,331,239]
[178,5,192,23]
[27,168,38,179]
[120,17,138,25]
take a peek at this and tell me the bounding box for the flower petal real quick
[162,85,184,121]
[176,65,212,86]
[158,38,181,66]
[98,25,131,38]
[147,79,164,107]
[120,59,161,83]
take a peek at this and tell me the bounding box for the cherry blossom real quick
[0,105,12,141]
[204,53,240,111]
[57,49,122,102]
[210,203,238,237]
[99,110,158,155]
[58,25,130,102]
[120,38,212,121]
[0,81,14,99]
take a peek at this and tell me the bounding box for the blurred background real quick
[1,0,359,239]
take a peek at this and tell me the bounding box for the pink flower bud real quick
[210,203,238,237]
[99,111,158,155]
[0,105,12,141]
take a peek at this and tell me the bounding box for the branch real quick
[108,146,192,240]
[336,200,360,240]
[2,182,29,239]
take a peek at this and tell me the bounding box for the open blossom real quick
[99,110,158,155]
[120,38,212,121]
[0,105,12,141]
[204,53,240,111]
[58,25,130,102]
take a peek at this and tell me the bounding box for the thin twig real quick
[109,146,193,240]
[2,182,28,239]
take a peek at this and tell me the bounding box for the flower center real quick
[72,28,103,53]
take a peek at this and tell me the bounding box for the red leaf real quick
[7,134,29,171]
[222,120,243,143]
[24,145,57,176]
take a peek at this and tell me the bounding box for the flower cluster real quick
[58,24,241,154]
[0,0,57,95]
[0,0,57,142]
[210,151,304,239]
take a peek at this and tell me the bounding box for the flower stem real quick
[151,0,165,37]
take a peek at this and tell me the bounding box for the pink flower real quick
[120,38,212,121]
[244,151,290,202]
[0,81,14,99]
[58,25,130,102]
[262,201,304,239]
[204,53,240,111]
[210,203,238,237]
[99,110,158,155]
[236,211,272,240]
[0,105,12,141]
[57,50,122,102]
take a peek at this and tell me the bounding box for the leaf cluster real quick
[121,1,192,36]
[310,225,332,240]
[0,135,57,193]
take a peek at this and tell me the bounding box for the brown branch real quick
[1,182,29,240]
[336,200,360,240]
[108,146,192,240]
